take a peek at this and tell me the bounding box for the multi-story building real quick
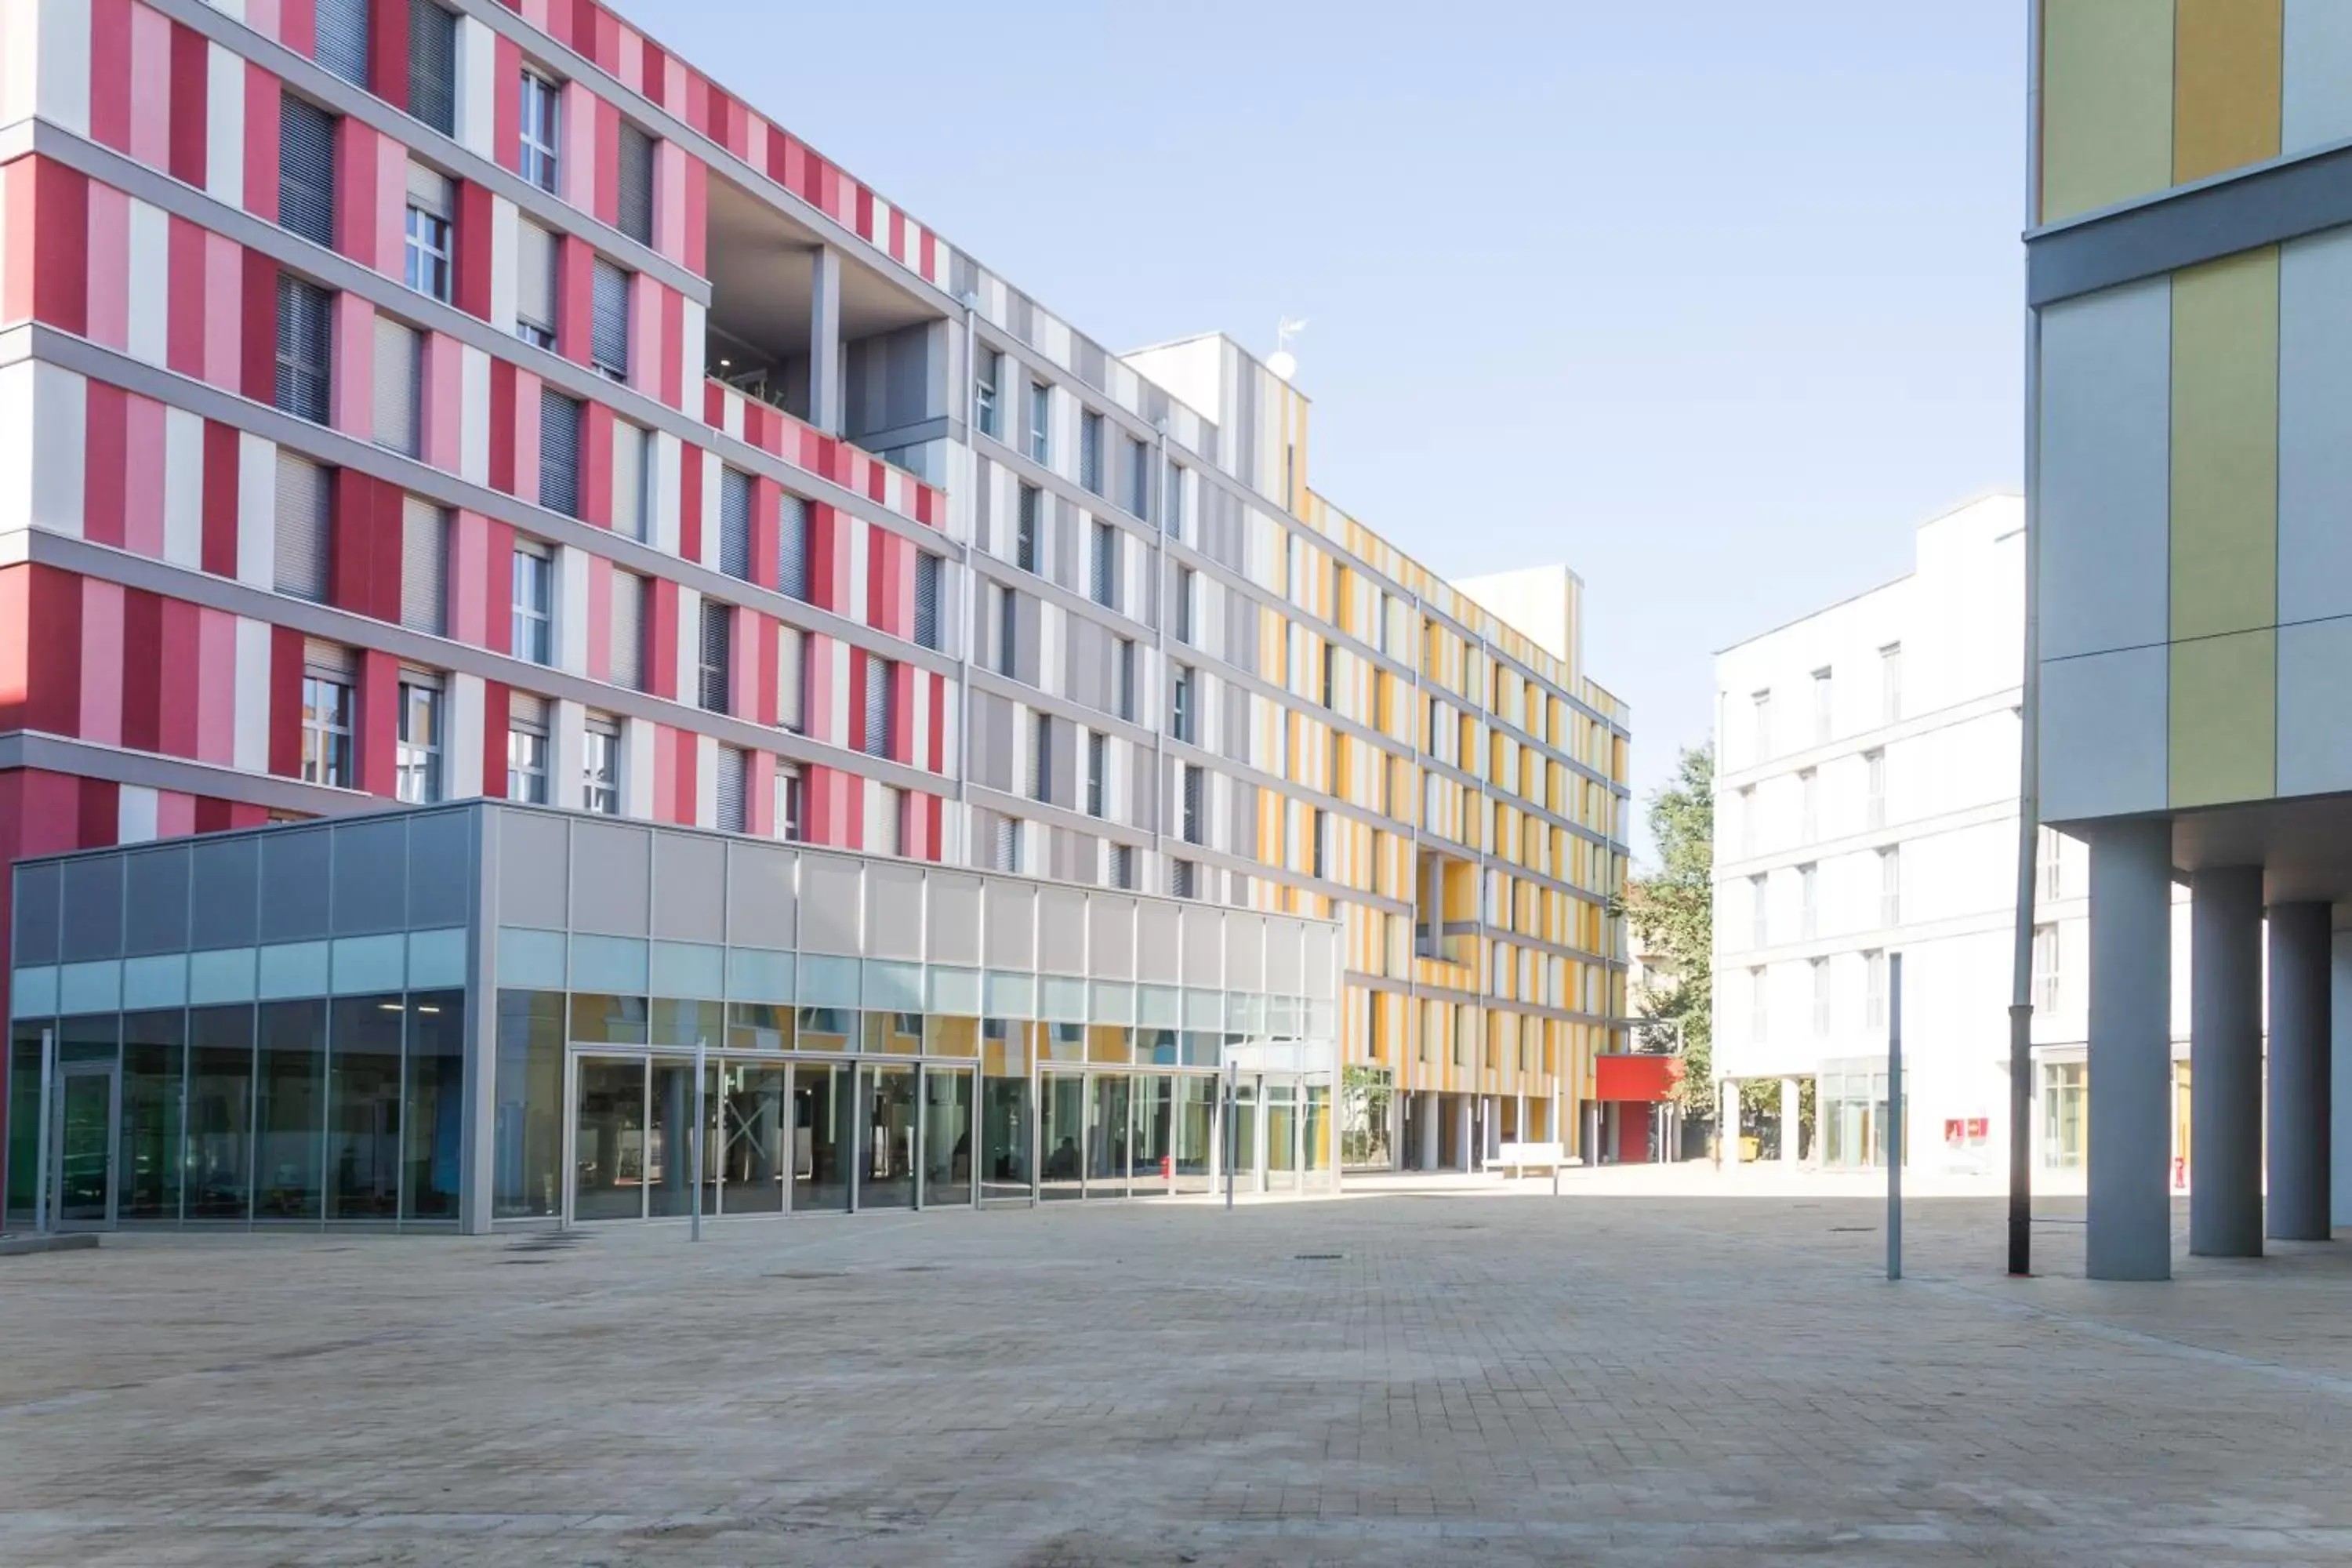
[2031,0,2352,1277]
[0,0,1629,1229]
[1712,495,2196,1178]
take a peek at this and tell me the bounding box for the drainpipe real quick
[956,292,980,852]
[1151,418,1170,876]
[2007,0,2045,1279]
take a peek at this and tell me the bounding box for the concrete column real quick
[1720,1079,1742,1165]
[2189,867,2264,1258]
[2087,818,2175,1281]
[1780,1076,1802,1166]
[1484,1096,1501,1161]
[1416,1091,1439,1172]
[808,245,844,435]
[1454,1095,1473,1171]
[2268,901,2332,1240]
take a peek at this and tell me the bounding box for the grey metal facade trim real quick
[1341,967,1614,1031]
[143,0,706,301]
[2027,141,2352,307]
[16,528,950,797]
[25,124,952,568]
[0,731,382,816]
[14,327,964,688]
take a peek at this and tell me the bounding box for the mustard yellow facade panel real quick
[2172,0,2281,185]
[2041,0,2176,221]
[2169,628,2276,808]
[2170,247,2278,643]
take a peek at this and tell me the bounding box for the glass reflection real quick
[574,1057,646,1221]
[864,1012,922,1056]
[792,1061,849,1210]
[797,1007,858,1054]
[717,1062,787,1214]
[980,1019,1032,1201]
[923,1016,979,1057]
[570,993,649,1045]
[495,990,564,1218]
[121,1009,185,1222]
[727,1002,794,1053]
[405,991,465,1220]
[186,1005,254,1221]
[5,1025,42,1230]
[1265,1081,1298,1189]
[1304,1083,1331,1185]
[1040,1073,1083,1200]
[861,1063,916,1207]
[923,1068,973,1207]
[1087,1073,1130,1198]
[255,1000,325,1220]
[647,1058,695,1218]
[1172,1075,1217,1195]
[1227,1076,1258,1187]
[326,996,402,1219]
[1130,1073,1172,1197]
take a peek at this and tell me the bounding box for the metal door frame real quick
[50,1058,121,1232]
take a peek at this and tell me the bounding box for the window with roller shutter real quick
[1087,731,1106,818]
[863,655,894,758]
[539,388,581,517]
[1181,764,1204,844]
[718,468,753,581]
[993,818,1021,872]
[1078,412,1102,493]
[777,626,806,733]
[515,220,557,349]
[610,570,645,691]
[403,162,454,303]
[278,100,337,248]
[313,0,368,88]
[373,317,421,456]
[1015,485,1039,572]
[1089,521,1116,609]
[408,1,458,136]
[612,421,649,541]
[274,453,332,602]
[716,745,748,833]
[699,601,732,713]
[275,276,333,425]
[779,495,812,600]
[914,554,942,649]
[617,123,656,245]
[399,499,447,635]
[1109,844,1134,890]
[590,259,630,380]
[873,788,904,857]
[1031,714,1051,801]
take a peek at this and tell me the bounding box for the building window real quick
[1109,843,1135,890]
[1879,846,1900,927]
[301,666,354,789]
[395,677,444,804]
[2034,923,2061,1014]
[1032,713,1054,802]
[373,316,422,456]
[975,349,1000,438]
[1175,566,1196,644]
[1320,643,1337,709]
[716,745,749,834]
[1170,666,1193,744]
[1865,749,1886,829]
[776,767,804,842]
[1811,957,1831,1036]
[863,654,894,758]
[1029,382,1051,465]
[1079,412,1104,494]
[583,718,620,815]
[408,0,459,136]
[590,258,630,380]
[1180,764,1204,844]
[398,498,448,636]
[616,122,656,246]
[699,601,733,714]
[1751,689,1772,763]
[1748,966,1767,1045]
[314,0,369,86]
[2042,1061,2086,1170]
[1115,637,1136,721]
[403,165,454,302]
[873,786,905,857]
[719,467,753,582]
[1799,862,1817,939]
[993,817,1022,873]
[915,554,943,650]
[777,626,807,735]
[1090,521,1119,609]
[511,543,553,665]
[1812,666,1833,746]
[515,220,558,349]
[995,584,1018,678]
[1015,485,1040,573]
[274,453,332,603]
[275,275,333,425]
[1170,858,1197,898]
[278,98,338,249]
[2037,825,2064,902]
[1749,874,1767,949]
[609,569,645,691]
[1127,437,1150,518]
[612,420,650,542]
[1737,783,1756,858]
[1163,462,1185,535]
[539,388,582,517]
[1865,949,1887,1029]
[519,71,561,193]
[1310,808,1327,879]
[1880,642,1904,724]
[780,495,813,601]
[507,695,550,804]
[1086,731,1106,818]
[1798,768,1817,843]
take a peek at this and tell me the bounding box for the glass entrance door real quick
[1265,1080,1298,1192]
[715,1062,788,1215]
[860,1062,916,1210]
[53,1063,118,1230]
[922,1067,974,1207]
[793,1062,849,1211]
[1172,1075,1216,1194]
[1087,1073,1131,1198]
[1040,1072,1084,1200]
[1130,1073,1172,1197]
[1229,1076,1260,1192]
[574,1056,648,1221]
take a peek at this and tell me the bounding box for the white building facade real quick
[1710,495,2191,1176]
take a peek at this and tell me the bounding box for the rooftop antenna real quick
[1269,316,1308,382]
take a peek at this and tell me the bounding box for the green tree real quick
[1624,745,1719,1118]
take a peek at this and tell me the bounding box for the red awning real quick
[1595,1053,1683,1104]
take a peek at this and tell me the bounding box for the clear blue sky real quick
[615,0,2027,863]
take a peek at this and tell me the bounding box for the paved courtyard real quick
[5,1171,2352,1565]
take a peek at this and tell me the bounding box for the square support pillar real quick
[2087,818,2175,1281]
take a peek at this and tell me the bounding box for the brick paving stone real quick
[1,1180,2350,1563]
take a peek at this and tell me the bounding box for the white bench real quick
[1490,1141,1570,1178]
